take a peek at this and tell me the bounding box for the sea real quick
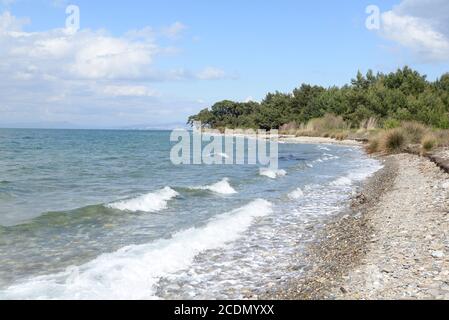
[0,128,382,299]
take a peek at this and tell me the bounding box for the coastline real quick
[201,129,362,146]
[279,136,362,146]
[265,151,449,300]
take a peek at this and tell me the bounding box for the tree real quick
[187,68,449,130]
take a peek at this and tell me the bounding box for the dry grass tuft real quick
[279,122,298,135]
[381,129,405,153]
[360,117,378,131]
[401,121,428,144]
[294,114,350,139]
[421,134,438,153]
[435,130,449,147]
[334,132,348,141]
[365,138,380,154]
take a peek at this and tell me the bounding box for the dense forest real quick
[188,67,449,130]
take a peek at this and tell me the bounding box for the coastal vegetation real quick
[188,67,449,154]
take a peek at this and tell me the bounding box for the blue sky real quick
[0,0,448,128]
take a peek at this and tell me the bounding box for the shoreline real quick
[201,130,362,146]
[279,136,362,146]
[265,152,449,300]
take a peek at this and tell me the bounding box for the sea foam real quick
[288,188,304,199]
[0,199,273,300]
[330,161,383,187]
[106,187,179,212]
[259,168,287,179]
[192,178,237,195]
[331,176,353,186]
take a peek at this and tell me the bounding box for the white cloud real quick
[1,25,158,80]
[379,0,449,62]
[100,85,158,97]
[0,0,16,7]
[0,11,228,127]
[196,67,226,80]
[70,34,157,79]
[0,11,29,31]
[161,22,187,39]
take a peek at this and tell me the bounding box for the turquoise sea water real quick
[0,129,381,299]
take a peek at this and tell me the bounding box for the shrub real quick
[279,122,298,135]
[333,132,348,141]
[435,130,449,147]
[401,121,428,144]
[360,117,378,130]
[421,134,437,152]
[366,138,380,154]
[381,129,405,153]
[306,114,349,133]
[383,119,400,129]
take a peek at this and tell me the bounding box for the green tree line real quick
[188,67,449,130]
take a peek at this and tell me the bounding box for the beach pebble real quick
[432,251,445,259]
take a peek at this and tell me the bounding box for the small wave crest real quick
[317,145,331,151]
[259,168,287,179]
[106,187,179,213]
[191,178,237,195]
[288,188,304,199]
[331,177,352,186]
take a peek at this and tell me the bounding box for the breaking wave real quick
[191,178,237,195]
[106,187,179,213]
[0,199,273,300]
[259,168,287,179]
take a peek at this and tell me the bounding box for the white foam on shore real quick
[331,161,383,187]
[288,188,304,199]
[106,187,179,212]
[331,176,353,186]
[192,178,237,195]
[259,168,287,179]
[0,199,273,300]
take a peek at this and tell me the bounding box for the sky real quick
[0,0,448,128]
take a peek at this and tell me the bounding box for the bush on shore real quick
[365,123,449,155]
[421,134,438,153]
[401,121,428,144]
[366,138,380,154]
[381,129,406,153]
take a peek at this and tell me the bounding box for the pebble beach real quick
[266,151,449,300]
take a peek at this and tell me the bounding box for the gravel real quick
[265,152,449,300]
